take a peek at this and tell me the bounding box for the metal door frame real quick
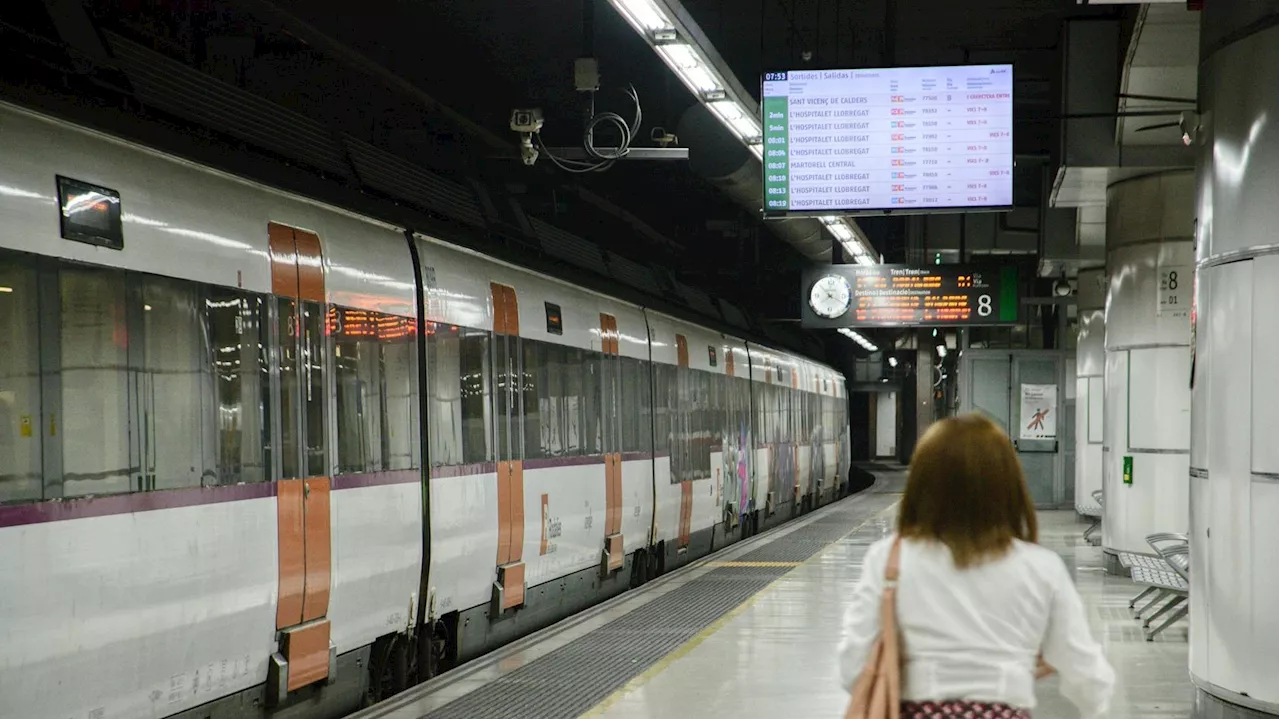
[957,348,1071,508]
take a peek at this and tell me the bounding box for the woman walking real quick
[838,414,1115,718]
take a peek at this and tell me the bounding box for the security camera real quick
[510,108,545,134]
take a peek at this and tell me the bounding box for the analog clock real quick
[809,274,852,319]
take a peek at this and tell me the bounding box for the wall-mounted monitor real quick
[761,64,1014,218]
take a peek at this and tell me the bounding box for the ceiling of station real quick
[3,0,1187,357]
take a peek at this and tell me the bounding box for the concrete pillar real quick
[1189,9,1278,717]
[1074,267,1105,511]
[1100,171,1194,568]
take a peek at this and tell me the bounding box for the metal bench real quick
[1128,533,1190,640]
[1117,533,1186,606]
[1076,489,1103,545]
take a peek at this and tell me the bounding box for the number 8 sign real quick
[1159,264,1191,317]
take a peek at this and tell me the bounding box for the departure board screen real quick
[800,265,1020,328]
[761,64,1014,217]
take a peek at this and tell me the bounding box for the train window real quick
[581,351,602,457]
[562,345,585,455]
[59,266,133,498]
[425,324,493,467]
[300,302,327,477]
[521,339,544,460]
[56,176,123,251]
[277,297,302,479]
[139,276,212,490]
[652,362,671,456]
[620,357,652,454]
[333,307,420,475]
[0,250,278,503]
[208,289,271,485]
[0,254,42,503]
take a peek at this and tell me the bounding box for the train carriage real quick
[0,99,852,719]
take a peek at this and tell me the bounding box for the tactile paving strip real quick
[414,494,899,719]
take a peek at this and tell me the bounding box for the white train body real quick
[0,101,850,719]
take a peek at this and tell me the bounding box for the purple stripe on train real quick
[0,481,277,528]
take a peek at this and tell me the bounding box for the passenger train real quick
[0,100,851,719]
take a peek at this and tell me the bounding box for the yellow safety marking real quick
[704,560,802,568]
[578,502,900,718]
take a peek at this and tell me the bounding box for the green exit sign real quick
[1122,456,1133,485]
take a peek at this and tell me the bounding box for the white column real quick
[1189,18,1279,717]
[1100,171,1194,562]
[1074,267,1104,511]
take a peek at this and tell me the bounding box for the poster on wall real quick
[1019,384,1058,440]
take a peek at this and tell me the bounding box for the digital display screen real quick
[57,176,123,250]
[761,64,1014,216]
[800,264,1019,328]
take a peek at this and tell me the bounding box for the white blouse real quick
[837,536,1115,718]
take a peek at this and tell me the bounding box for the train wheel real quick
[367,633,409,704]
[629,549,647,588]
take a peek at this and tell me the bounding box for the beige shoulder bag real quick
[844,536,903,719]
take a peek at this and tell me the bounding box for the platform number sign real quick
[1158,262,1191,318]
[976,293,993,317]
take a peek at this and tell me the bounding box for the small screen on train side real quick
[57,176,123,250]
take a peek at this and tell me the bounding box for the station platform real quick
[352,466,1191,719]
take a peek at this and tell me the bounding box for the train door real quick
[265,221,333,700]
[489,283,525,612]
[599,314,624,573]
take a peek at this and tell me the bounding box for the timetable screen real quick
[761,64,1014,216]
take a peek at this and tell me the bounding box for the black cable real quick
[538,84,643,173]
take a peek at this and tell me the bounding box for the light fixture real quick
[613,0,672,33]
[888,356,898,367]
[818,215,877,263]
[0,286,12,293]
[825,222,854,242]
[605,0,880,265]
[707,99,760,140]
[655,44,723,96]
[936,345,947,358]
[837,327,878,352]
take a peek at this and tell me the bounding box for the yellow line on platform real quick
[577,503,898,719]
[704,560,802,567]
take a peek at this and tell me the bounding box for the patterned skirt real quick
[900,700,1031,719]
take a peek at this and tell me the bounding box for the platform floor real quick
[354,468,1192,719]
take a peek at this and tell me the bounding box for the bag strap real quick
[884,536,903,585]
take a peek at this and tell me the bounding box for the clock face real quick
[809,274,852,319]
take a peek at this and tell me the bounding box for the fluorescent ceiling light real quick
[856,254,877,266]
[656,43,722,95]
[840,240,863,257]
[614,0,672,33]
[0,286,13,293]
[707,100,760,140]
[747,143,763,161]
[826,222,854,242]
[837,327,878,352]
